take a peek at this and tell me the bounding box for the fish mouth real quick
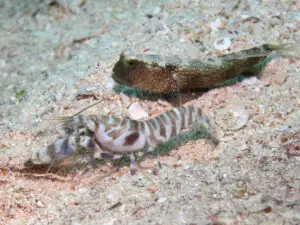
[112,72,131,86]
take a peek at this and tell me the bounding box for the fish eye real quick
[126,60,136,67]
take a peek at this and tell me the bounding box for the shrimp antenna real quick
[71,98,105,117]
[55,98,106,122]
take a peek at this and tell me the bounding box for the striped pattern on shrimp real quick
[33,106,211,174]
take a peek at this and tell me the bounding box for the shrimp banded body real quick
[34,106,211,174]
[112,43,300,97]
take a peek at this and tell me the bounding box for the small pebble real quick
[280,210,294,219]
[76,85,100,97]
[102,219,117,225]
[25,139,32,146]
[294,30,300,42]
[210,18,222,32]
[119,204,126,213]
[102,106,111,115]
[241,77,259,85]
[294,213,300,219]
[85,38,97,48]
[70,0,84,12]
[0,58,6,68]
[213,37,232,51]
[240,14,260,22]
[157,197,167,203]
[15,184,25,191]
[77,188,88,196]
[251,23,264,36]
[0,155,9,166]
[269,17,281,26]
[36,200,45,208]
[286,22,297,31]
[295,12,300,24]
[105,77,115,90]
[215,217,235,224]
[152,7,161,15]
[111,42,119,47]
[6,218,25,225]
[54,92,63,102]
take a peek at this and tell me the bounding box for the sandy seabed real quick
[0,0,299,224]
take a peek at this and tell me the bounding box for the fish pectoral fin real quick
[171,73,182,105]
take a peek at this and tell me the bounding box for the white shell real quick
[127,102,148,120]
[215,106,250,131]
[213,37,232,51]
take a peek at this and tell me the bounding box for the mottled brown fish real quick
[112,43,299,98]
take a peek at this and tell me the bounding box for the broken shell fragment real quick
[215,106,250,131]
[127,102,148,120]
[214,37,232,51]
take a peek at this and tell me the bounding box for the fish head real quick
[112,52,140,86]
[112,52,177,93]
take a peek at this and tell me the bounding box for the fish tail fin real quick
[266,43,300,59]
